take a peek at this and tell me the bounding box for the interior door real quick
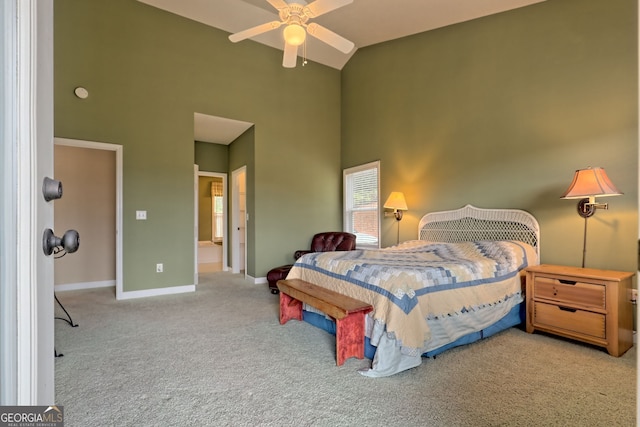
[0,0,55,405]
[231,166,247,275]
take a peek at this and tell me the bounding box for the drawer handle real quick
[558,279,577,285]
[558,306,577,313]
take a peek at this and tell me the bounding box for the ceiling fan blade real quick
[305,0,353,17]
[282,42,298,68]
[229,21,282,43]
[306,22,354,53]
[267,0,289,11]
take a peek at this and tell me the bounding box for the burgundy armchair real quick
[267,232,357,294]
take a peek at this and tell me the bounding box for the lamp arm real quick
[588,202,609,209]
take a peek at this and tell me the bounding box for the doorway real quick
[53,138,123,298]
[195,170,227,274]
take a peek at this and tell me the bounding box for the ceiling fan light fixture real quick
[229,0,354,68]
[283,24,306,46]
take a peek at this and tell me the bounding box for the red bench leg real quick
[279,292,303,325]
[335,311,366,366]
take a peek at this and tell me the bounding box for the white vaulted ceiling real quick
[138,0,546,70]
[194,113,253,145]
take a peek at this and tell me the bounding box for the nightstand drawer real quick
[533,276,605,309]
[533,301,605,339]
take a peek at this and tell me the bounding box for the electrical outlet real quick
[630,289,637,304]
[156,263,163,273]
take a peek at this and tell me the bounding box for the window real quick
[343,161,380,249]
[211,181,224,241]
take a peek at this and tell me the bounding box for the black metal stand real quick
[54,293,78,358]
[55,293,78,328]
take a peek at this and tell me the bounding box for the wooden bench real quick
[277,278,373,366]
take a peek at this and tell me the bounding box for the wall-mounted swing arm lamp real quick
[560,167,622,267]
[384,191,408,220]
[384,192,408,244]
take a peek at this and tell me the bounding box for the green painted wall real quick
[54,0,637,293]
[54,0,342,289]
[195,141,228,173]
[342,0,638,273]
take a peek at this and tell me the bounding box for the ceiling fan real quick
[228,0,355,68]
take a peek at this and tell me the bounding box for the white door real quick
[231,166,247,275]
[0,1,55,404]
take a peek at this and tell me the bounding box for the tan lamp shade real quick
[560,167,622,199]
[384,192,408,211]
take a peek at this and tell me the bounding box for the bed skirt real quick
[302,302,525,362]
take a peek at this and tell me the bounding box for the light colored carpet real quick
[55,272,637,426]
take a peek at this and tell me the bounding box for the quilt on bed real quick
[286,240,537,359]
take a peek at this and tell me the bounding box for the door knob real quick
[43,228,80,256]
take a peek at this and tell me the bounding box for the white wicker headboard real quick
[418,204,540,259]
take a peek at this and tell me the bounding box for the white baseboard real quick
[55,280,115,292]
[233,273,266,285]
[117,284,196,300]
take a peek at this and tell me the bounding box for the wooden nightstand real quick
[525,264,635,357]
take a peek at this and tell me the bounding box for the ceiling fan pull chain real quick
[303,39,308,66]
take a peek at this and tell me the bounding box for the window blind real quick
[343,161,380,248]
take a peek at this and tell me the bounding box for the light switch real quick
[136,210,147,220]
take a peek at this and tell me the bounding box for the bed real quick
[285,204,540,377]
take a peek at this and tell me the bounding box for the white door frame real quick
[54,138,124,299]
[194,166,198,284]
[0,0,54,405]
[194,167,228,278]
[231,166,247,275]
